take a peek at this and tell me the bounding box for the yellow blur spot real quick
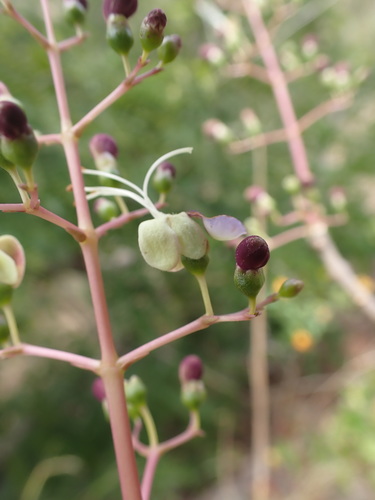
[272,276,288,293]
[290,329,314,352]
[358,274,375,292]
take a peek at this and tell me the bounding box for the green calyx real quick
[181,380,206,411]
[181,254,209,276]
[234,266,265,300]
[106,14,134,55]
[1,132,38,170]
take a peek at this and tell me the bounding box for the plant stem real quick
[241,0,314,187]
[3,302,21,345]
[39,2,143,498]
[195,273,214,316]
[140,405,159,447]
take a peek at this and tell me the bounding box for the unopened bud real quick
[94,198,119,221]
[106,14,134,55]
[63,0,88,26]
[125,375,147,407]
[102,0,138,20]
[90,133,118,159]
[181,380,206,410]
[92,377,106,402]
[202,118,232,143]
[140,9,167,53]
[0,101,38,169]
[152,161,176,194]
[179,355,204,384]
[235,235,270,271]
[157,34,182,64]
[278,278,304,298]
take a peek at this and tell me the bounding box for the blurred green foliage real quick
[0,0,374,498]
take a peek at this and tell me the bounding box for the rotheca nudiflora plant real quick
[0,1,303,498]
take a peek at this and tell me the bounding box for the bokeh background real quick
[0,0,375,498]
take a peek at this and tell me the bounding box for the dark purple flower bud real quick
[102,0,137,20]
[92,377,106,402]
[140,9,167,53]
[179,355,204,384]
[235,235,270,271]
[89,133,118,158]
[0,101,29,140]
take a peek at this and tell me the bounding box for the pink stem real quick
[72,67,162,137]
[0,343,100,371]
[141,451,160,500]
[241,0,314,187]
[39,2,143,498]
[118,310,256,369]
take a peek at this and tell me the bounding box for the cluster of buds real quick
[103,0,181,65]
[179,355,206,411]
[234,235,270,314]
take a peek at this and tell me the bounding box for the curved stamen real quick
[142,147,193,212]
[83,169,145,196]
[85,186,159,216]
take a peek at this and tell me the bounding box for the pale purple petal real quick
[202,215,246,241]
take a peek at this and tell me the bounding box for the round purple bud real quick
[0,101,29,140]
[89,133,118,158]
[179,355,204,384]
[235,235,270,271]
[92,377,106,402]
[102,0,138,20]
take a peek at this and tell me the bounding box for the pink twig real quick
[72,66,163,137]
[0,343,100,371]
[2,1,49,48]
[118,309,257,369]
[241,0,314,186]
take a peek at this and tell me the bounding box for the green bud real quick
[278,278,304,298]
[0,316,10,343]
[94,198,119,222]
[234,266,265,299]
[1,133,38,170]
[181,254,209,276]
[152,161,176,195]
[0,284,13,307]
[63,0,88,26]
[181,380,206,411]
[106,14,134,55]
[125,375,147,407]
[140,9,167,53]
[157,34,182,64]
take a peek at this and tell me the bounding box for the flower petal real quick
[0,250,18,285]
[202,215,246,241]
[138,216,182,271]
[0,235,25,287]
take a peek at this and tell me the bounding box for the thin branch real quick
[72,65,163,137]
[117,308,259,370]
[2,1,49,48]
[0,343,100,371]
